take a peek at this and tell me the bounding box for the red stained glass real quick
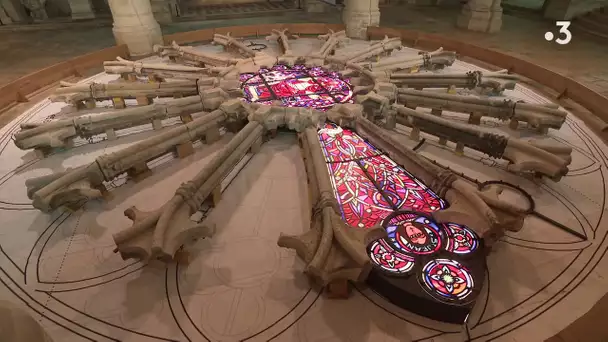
[242,84,272,101]
[318,123,382,163]
[360,154,446,212]
[368,238,415,274]
[385,212,443,255]
[240,64,354,110]
[444,223,479,255]
[327,161,394,228]
[421,259,475,302]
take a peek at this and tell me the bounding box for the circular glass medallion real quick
[421,259,475,303]
[368,238,415,275]
[443,223,480,255]
[385,212,443,255]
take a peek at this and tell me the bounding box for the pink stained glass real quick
[368,238,415,274]
[421,259,475,301]
[270,78,323,96]
[444,223,479,255]
[359,154,446,213]
[318,123,382,163]
[385,212,443,255]
[240,74,263,84]
[240,64,354,110]
[327,161,394,228]
[316,77,351,94]
[242,84,272,101]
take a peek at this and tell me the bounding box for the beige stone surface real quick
[0,35,607,342]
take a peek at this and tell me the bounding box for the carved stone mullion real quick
[213,33,257,58]
[396,88,567,130]
[392,104,572,179]
[313,30,349,58]
[361,48,456,72]
[279,126,385,290]
[354,115,530,244]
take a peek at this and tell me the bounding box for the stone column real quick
[542,0,591,20]
[68,0,95,19]
[150,0,177,23]
[304,0,327,12]
[456,0,502,33]
[20,0,48,19]
[343,0,380,39]
[2,0,30,23]
[107,0,162,56]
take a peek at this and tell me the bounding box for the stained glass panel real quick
[444,223,480,255]
[360,154,446,212]
[318,123,382,163]
[242,84,272,101]
[240,64,354,110]
[368,238,415,275]
[421,259,475,302]
[385,212,443,255]
[327,161,394,228]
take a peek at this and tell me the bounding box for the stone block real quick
[152,119,162,130]
[326,279,351,299]
[84,98,96,109]
[204,125,221,144]
[250,137,263,154]
[431,108,442,116]
[136,96,150,106]
[112,97,126,109]
[68,0,95,20]
[176,142,194,159]
[457,9,492,32]
[180,114,193,123]
[127,162,152,182]
[105,128,117,141]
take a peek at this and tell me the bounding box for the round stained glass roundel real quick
[367,238,415,275]
[385,212,443,255]
[239,64,354,110]
[421,259,475,302]
[443,223,480,255]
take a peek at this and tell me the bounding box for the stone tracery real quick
[5,27,584,329]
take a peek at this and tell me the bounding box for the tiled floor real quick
[1,6,608,342]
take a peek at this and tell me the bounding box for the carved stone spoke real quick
[15,30,573,316]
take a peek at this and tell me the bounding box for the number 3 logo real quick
[556,21,572,45]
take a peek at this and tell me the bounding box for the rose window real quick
[318,122,485,322]
[239,64,354,110]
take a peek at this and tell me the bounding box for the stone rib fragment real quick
[14,96,204,151]
[353,115,527,246]
[153,41,241,67]
[358,47,456,72]
[24,100,251,212]
[388,70,518,93]
[113,120,264,262]
[344,36,402,63]
[397,88,567,130]
[393,104,572,180]
[212,32,257,57]
[104,57,208,80]
[265,29,296,56]
[50,80,198,106]
[278,127,385,286]
[312,30,349,58]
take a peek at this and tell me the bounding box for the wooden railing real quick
[0,44,130,112]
